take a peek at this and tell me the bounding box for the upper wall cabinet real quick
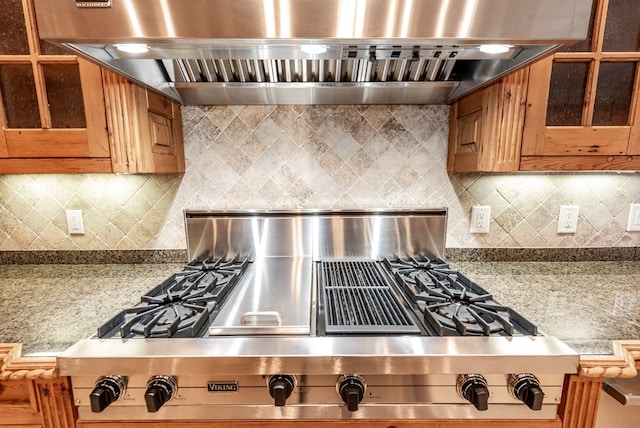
[448,0,640,172]
[0,0,184,174]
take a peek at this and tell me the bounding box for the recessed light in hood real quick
[33,0,595,105]
[300,45,328,55]
[114,44,149,54]
[478,45,514,55]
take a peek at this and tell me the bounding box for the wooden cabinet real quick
[448,68,529,172]
[102,71,185,174]
[449,0,640,172]
[0,344,75,428]
[0,0,184,174]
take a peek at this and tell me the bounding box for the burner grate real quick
[97,258,250,338]
[385,256,537,337]
[319,261,420,334]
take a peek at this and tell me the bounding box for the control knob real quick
[509,373,545,410]
[337,375,366,411]
[268,375,296,406]
[89,375,126,413]
[144,376,177,413]
[457,374,490,411]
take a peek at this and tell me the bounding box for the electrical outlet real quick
[470,206,491,233]
[557,205,579,234]
[627,204,640,231]
[66,209,85,235]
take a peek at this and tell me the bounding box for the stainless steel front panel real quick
[76,404,561,420]
[60,336,578,420]
[184,209,448,262]
[58,336,579,377]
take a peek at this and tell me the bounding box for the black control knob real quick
[337,375,366,411]
[457,374,489,411]
[509,374,545,411]
[268,375,296,406]
[89,375,126,413]
[144,376,177,413]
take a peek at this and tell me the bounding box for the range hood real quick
[33,0,594,105]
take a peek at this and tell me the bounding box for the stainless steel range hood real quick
[33,0,594,105]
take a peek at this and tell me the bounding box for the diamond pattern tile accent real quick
[1,105,640,250]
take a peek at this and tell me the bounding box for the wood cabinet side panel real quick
[492,67,528,172]
[521,57,553,157]
[78,59,110,158]
[102,70,141,173]
[559,375,602,428]
[34,377,77,428]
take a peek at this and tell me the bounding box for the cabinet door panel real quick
[543,127,630,155]
[5,129,89,157]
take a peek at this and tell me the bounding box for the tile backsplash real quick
[1,104,639,250]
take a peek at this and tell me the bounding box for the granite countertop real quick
[0,261,638,356]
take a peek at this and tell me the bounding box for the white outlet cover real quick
[470,206,491,234]
[557,205,579,234]
[66,209,85,234]
[626,204,640,232]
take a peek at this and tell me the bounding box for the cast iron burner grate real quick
[384,256,537,337]
[97,258,249,338]
[318,260,420,334]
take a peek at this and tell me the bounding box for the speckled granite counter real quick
[449,261,640,355]
[0,263,183,354]
[0,260,638,356]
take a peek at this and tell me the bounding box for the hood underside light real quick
[114,43,149,54]
[478,44,513,54]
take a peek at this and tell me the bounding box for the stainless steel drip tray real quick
[208,257,312,336]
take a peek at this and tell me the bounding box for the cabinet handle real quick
[603,377,640,406]
[240,311,282,325]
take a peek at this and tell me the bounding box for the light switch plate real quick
[557,205,579,234]
[66,209,85,234]
[470,206,491,234]
[626,204,640,231]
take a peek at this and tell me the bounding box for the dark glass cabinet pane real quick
[0,64,40,128]
[43,64,87,128]
[0,0,30,54]
[40,40,75,56]
[592,62,636,126]
[546,62,589,126]
[602,0,640,51]
[559,1,597,52]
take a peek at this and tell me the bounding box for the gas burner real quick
[97,258,249,338]
[384,256,537,337]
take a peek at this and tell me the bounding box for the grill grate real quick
[319,261,420,334]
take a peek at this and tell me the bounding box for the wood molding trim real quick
[579,340,640,378]
[0,343,57,381]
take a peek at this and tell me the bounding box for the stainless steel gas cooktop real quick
[59,210,578,421]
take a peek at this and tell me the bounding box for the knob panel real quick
[268,375,296,406]
[509,373,545,411]
[144,375,177,413]
[457,374,489,411]
[89,375,126,413]
[337,374,366,412]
